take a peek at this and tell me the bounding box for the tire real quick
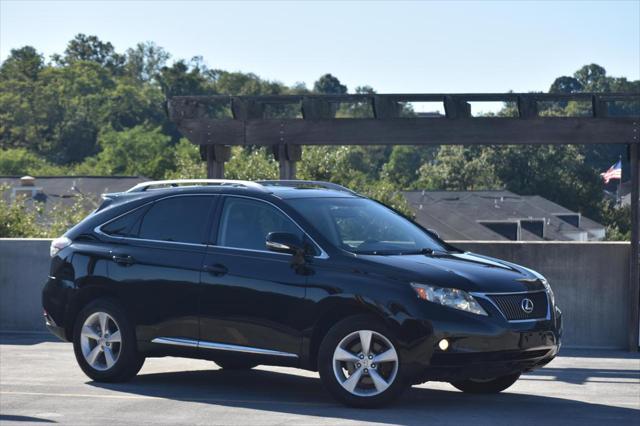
[318,315,407,408]
[451,373,521,394]
[73,298,144,382]
[215,359,259,370]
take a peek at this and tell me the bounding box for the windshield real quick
[287,197,446,255]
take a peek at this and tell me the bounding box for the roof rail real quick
[257,180,358,195]
[126,179,267,193]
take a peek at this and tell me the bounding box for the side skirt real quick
[151,337,299,359]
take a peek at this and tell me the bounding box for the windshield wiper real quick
[397,248,446,256]
[355,248,444,256]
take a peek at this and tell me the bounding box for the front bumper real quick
[421,345,558,383]
[44,310,67,341]
[406,302,562,383]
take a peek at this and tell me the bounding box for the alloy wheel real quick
[80,312,122,371]
[332,330,399,397]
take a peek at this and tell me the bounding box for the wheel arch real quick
[64,286,120,341]
[304,300,395,371]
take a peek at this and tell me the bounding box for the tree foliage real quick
[0,35,637,239]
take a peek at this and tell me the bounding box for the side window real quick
[138,196,214,244]
[217,198,303,251]
[101,206,148,237]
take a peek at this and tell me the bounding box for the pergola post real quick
[273,144,301,180]
[206,145,231,179]
[629,141,639,351]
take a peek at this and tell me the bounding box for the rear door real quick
[104,195,217,345]
[199,196,310,357]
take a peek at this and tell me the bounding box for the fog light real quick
[438,339,449,351]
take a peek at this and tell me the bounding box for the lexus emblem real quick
[521,298,534,314]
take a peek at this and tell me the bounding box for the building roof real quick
[403,190,605,241]
[0,176,147,210]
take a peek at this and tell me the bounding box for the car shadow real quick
[0,414,57,423]
[0,332,58,346]
[90,367,639,425]
[525,367,640,385]
[558,348,640,360]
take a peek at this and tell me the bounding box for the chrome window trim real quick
[471,289,551,323]
[151,337,298,358]
[215,194,329,259]
[212,244,290,257]
[94,194,215,248]
[94,193,330,259]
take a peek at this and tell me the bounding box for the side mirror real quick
[427,228,440,239]
[266,232,304,255]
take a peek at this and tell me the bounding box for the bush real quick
[0,184,97,238]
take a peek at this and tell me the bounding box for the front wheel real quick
[318,315,407,408]
[451,373,521,393]
[73,299,144,382]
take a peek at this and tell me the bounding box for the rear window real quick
[137,196,214,244]
[101,206,148,237]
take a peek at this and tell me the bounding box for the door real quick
[105,195,217,344]
[199,196,309,357]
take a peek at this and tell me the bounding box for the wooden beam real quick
[176,117,636,146]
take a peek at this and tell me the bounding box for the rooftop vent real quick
[554,213,581,228]
[520,219,545,238]
[478,221,520,241]
[20,175,36,186]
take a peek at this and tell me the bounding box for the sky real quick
[1,0,639,114]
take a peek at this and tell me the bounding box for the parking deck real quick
[0,333,638,425]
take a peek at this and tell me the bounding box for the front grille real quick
[488,291,548,321]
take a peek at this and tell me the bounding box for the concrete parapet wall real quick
[0,239,632,348]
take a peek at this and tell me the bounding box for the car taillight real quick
[50,236,71,257]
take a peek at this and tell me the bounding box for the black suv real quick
[43,179,561,407]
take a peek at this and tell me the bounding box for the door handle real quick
[203,263,228,276]
[112,255,134,266]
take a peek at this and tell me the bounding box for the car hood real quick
[357,251,544,293]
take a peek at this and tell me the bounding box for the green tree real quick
[165,138,206,179]
[313,73,347,94]
[0,46,43,81]
[90,124,174,178]
[574,64,609,92]
[55,34,125,74]
[0,148,65,175]
[225,147,279,180]
[418,145,501,191]
[490,144,603,219]
[157,58,215,97]
[601,202,631,240]
[125,42,170,83]
[382,146,438,188]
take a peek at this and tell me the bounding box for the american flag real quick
[600,159,622,184]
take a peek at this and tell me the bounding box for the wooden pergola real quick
[167,92,640,350]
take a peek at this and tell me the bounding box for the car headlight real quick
[540,277,555,307]
[410,283,488,316]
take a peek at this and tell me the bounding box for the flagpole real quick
[618,155,622,205]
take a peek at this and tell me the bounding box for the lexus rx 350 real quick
[42,179,562,407]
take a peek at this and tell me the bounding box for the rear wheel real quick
[73,299,144,382]
[318,315,407,408]
[451,373,520,393]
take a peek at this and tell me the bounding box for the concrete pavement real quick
[0,333,638,425]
